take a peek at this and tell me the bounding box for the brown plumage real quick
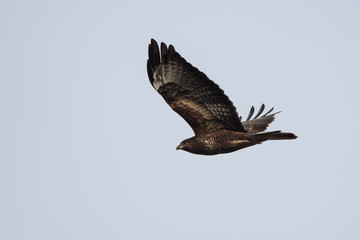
[147,39,297,155]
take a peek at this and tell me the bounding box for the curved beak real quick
[176,144,183,151]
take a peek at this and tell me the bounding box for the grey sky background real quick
[1,0,360,239]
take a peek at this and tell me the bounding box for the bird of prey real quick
[147,39,297,155]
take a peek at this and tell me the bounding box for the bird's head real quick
[176,137,201,154]
[176,139,189,151]
[176,137,215,155]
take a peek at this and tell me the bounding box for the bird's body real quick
[177,129,296,155]
[147,39,297,155]
[176,130,254,155]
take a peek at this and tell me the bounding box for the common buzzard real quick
[147,39,297,155]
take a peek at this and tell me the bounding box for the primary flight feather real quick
[147,39,297,155]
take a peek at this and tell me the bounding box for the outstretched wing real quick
[241,104,279,133]
[147,39,245,136]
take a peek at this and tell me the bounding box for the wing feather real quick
[147,39,246,135]
[241,105,280,133]
[254,104,265,119]
[246,106,255,121]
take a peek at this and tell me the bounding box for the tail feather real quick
[252,131,297,142]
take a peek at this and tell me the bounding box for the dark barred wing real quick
[241,104,279,133]
[147,39,245,136]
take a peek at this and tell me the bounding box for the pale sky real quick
[1,0,360,239]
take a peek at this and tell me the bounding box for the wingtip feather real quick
[254,104,265,119]
[246,106,255,121]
